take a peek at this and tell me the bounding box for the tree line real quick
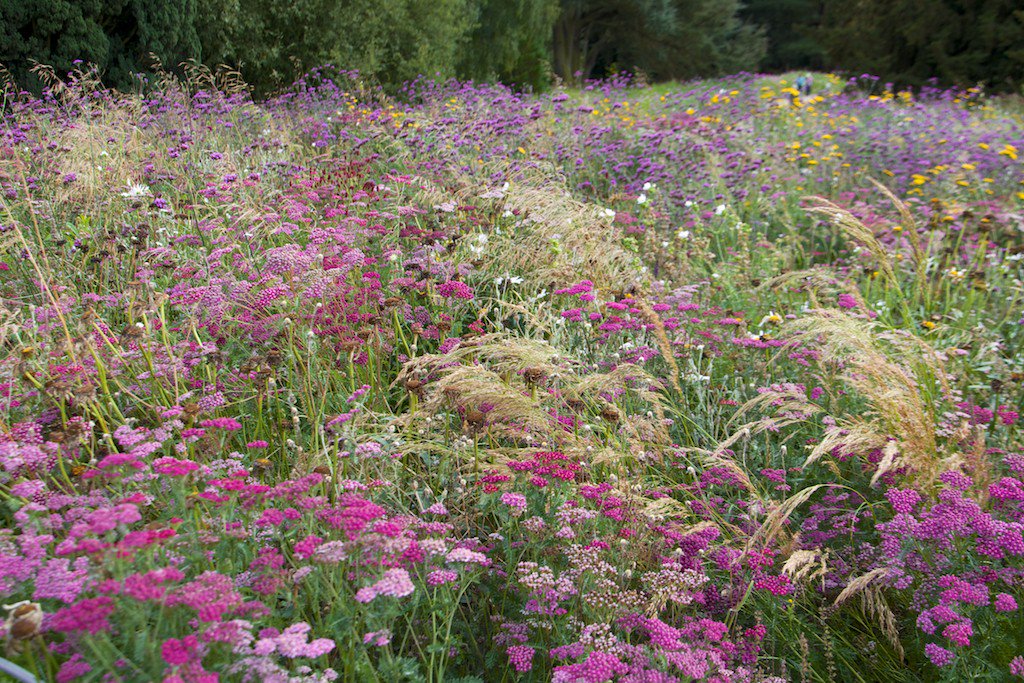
[1,0,1022,95]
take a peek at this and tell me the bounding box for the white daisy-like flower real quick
[121,182,152,199]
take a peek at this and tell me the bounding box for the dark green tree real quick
[821,0,1024,92]
[551,0,764,82]
[0,0,199,90]
[197,0,478,95]
[196,0,330,92]
[741,0,825,69]
[667,0,767,78]
[329,0,477,87]
[459,0,560,89]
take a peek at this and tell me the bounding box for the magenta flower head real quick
[885,487,921,513]
[925,643,955,667]
[995,593,1018,612]
[356,568,415,603]
[200,417,242,431]
[942,621,972,647]
[437,281,474,299]
[500,492,528,516]
[507,645,535,672]
[161,635,199,666]
[837,293,858,309]
[363,629,392,647]
[1010,656,1024,677]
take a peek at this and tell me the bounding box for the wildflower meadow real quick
[0,65,1023,682]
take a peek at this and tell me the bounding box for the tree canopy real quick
[1,0,1021,94]
[0,0,199,89]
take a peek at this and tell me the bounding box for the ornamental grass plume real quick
[804,195,902,294]
[486,169,645,295]
[564,363,669,420]
[398,332,565,379]
[832,567,905,660]
[398,361,560,443]
[634,296,683,395]
[781,549,829,587]
[760,267,869,313]
[721,383,825,449]
[786,309,946,485]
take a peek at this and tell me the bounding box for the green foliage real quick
[459,0,560,90]
[741,0,825,70]
[327,0,478,88]
[196,0,479,95]
[8,0,1021,95]
[821,0,1024,91]
[551,0,766,82]
[745,0,1024,92]
[0,0,199,90]
[667,0,767,78]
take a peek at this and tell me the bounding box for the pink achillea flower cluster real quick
[995,593,1018,612]
[436,281,474,299]
[49,596,116,634]
[925,643,956,667]
[1011,656,1024,677]
[500,492,527,516]
[427,569,459,586]
[200,417,243,431]
[355,568,415,602]
[552,651,629,682]
[837,293,859,309]
[254,622,335,658]
[170,572,245,622]
[507,644,535,672]
[363,630,392,647]
[446,547,491,566]
[162,635,200,666]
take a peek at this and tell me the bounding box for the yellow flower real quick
[921,320,937,330]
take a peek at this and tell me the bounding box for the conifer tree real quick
[0,0,199,90]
